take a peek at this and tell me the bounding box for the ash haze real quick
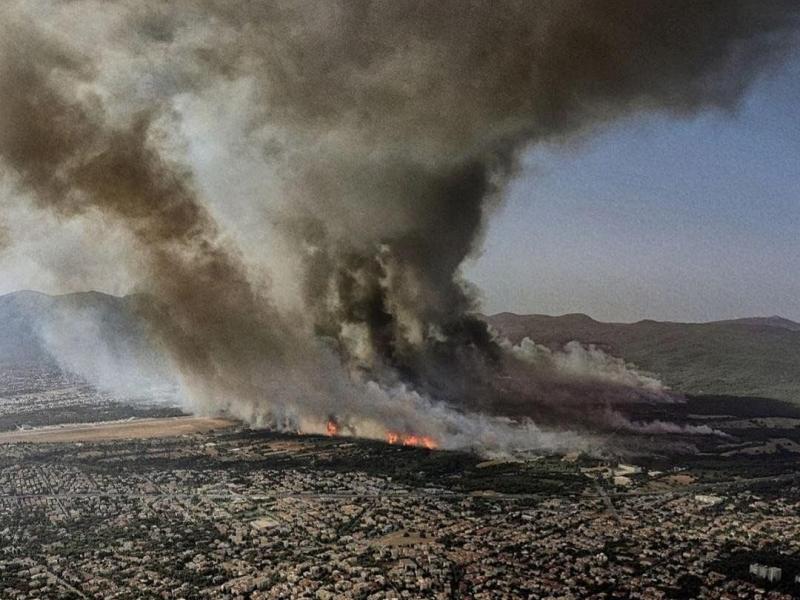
[0,0,799,454]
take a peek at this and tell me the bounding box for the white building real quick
[750,563,782,583]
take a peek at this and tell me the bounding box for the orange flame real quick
[326,419,339,436]
[386,431,438,449]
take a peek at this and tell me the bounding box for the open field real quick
[0,416,236,443]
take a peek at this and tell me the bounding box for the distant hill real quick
[4,291,799,404]
[0,290,139,364]
[715,316,800,332]
[484,312,800,404]
[0,290,169,387]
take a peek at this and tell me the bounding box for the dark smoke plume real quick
[0,15,305,416]
[0,1,797,451]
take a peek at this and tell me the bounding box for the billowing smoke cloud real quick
[0,1,797,452]
[506,338,665,394]
[35,296,175,398]
[602,409,729,438]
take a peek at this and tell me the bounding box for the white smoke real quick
[506,337,667,394]
[35,301,180,402]
[603,409,729,437]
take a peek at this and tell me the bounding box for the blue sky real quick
[465,50,800,323]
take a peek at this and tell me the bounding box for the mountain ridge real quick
[486,311,800,330]
[0,290,165,383]
[2,290,798,404]
[484,311,800,404]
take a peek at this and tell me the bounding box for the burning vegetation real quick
[326,417,437,450]
[386,432,438,450]
[325,418,340,437]
[0,1,797,453]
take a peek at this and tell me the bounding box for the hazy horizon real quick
[3,287,799,327]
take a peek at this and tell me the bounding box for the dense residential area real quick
[0,428,798,599]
